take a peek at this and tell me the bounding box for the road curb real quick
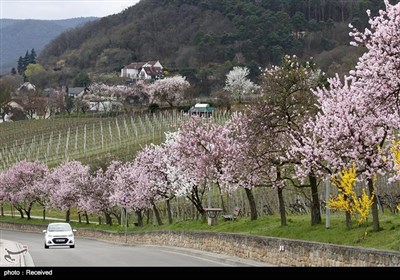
[15,242,35,267]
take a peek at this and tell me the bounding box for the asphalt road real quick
[0,230,266,267]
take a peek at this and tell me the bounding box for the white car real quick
[43,222,76,249]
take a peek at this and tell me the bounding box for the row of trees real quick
[73,76,191,114]
[2,2,400,233]
[0,108,316,225]
[1,60,256,122]
[0,73,191,121]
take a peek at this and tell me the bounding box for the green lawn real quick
[2,212,400,252]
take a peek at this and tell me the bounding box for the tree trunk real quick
[186,188,206,222]
[136,210,143,227]
[42,206,46,221]
[277,187,287,226]
[146,209,151,225]
[24,209,31,220]
[245,188,258,220]
[368,177,380,232]
[78,213,81,223]
[112,212,121,225]
[152,203,163,226]
[345,211,352,229]
[309,174,322,225]
[1,204,3,216]
[84,211,90,224]
[17,208,24,219]
[105,212,112,226]
[276,169,286,226]
[66,209,70,223]
[166,199,173,225]
[24,203,33,220]
[98,216,102,225]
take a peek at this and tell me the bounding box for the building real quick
[189,103,215,116]
[121,60,163,80]
[67,87,89,98]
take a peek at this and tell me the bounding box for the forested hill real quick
[39,0,399,85]
[0,17,97,74]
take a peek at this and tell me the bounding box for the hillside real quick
[0,17,97,74]
[38,0,398,92]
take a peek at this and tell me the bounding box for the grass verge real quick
[1,213,400,251]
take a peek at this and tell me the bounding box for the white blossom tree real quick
[224,66,259,102]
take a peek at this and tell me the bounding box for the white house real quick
[67,87,89,98]
[17,82,36,93]
[121,60,163,80]
[88,100,123,112]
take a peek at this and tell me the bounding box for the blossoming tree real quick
[292,1,400,231]
[148,75,190,107]
[224,66,259,102]
[0,160,48,219]
[46,161,90,222]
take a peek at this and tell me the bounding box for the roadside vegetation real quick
[2,212,400,252]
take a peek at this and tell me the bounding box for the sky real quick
[0,0,141,20]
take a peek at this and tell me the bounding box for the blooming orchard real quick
[2,2,400,231]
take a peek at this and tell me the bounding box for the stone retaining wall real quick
[1,222,399,266]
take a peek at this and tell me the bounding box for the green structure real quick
[189,103,215,116]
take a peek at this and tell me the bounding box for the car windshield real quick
[47,224,72,232]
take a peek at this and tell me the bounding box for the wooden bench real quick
[222,207,241,221]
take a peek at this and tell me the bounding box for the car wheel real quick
[44,244,49,249]
[70,245,75,248]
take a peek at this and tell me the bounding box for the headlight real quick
[47,234,53,238]
[68,234,73,237]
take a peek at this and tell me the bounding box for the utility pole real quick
[124,207,128,243]
[325,180,330,229]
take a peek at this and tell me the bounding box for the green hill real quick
[38,0,397,92]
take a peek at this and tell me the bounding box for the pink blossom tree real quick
[171,116,245,220]
[292,75,396,230]
[123,80,150,111]
[83,161,124,225]
[296,0,400,231]
[133,140,182,225]
[346,2,400,231]
[230,55,325,225]
[148,76,190,107]
[292,1,400,231]
[0,172,5,216]
[110,161,153,227]
[46,161,90,222]
[168,124,213,220]
[0,160,48,219]
[218,113,262,220]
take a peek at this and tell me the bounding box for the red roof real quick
[143,66,162,75]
